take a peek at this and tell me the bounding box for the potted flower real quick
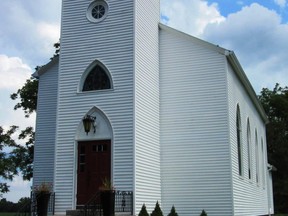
[99,178,115,216]
[33,182,52,216]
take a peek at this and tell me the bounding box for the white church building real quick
[33,0,274,215]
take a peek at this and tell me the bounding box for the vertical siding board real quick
[33,61,58,187]
[134,0,161,213]
[160,29,232,216]
[227,63,270,215]
[55,0,134,214]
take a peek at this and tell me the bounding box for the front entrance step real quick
[66,210,82,216]
[66,210,132,216]
[115,213,132,216]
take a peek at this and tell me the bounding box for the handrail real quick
[83,191,102,216]
[82,190,133,216]
[115,191,133,215]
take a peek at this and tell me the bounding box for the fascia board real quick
[226,51,268,124]
[32,56,59,78]
[159,23,227,55]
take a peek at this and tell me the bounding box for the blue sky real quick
[207,0,288,20]
[0,0,287,203]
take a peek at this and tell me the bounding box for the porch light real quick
[82,115,96,135]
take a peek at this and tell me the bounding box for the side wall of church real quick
[227,62,271,215]
[33,59,58,188]
[159,27,233,216]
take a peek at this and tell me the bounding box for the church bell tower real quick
[55,0,161,214]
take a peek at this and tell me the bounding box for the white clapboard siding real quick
[227,61,270,215]
[134,0,161,214]
[33,58,58,187]
[55,0,135,214]
[159,25,233,216]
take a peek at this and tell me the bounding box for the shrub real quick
[200,209,207,216]
[167,205,178,216]
[139,204,149,216]
[151,201,163,216]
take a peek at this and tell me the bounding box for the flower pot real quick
[100,190,115,216]
[36,192,50,216]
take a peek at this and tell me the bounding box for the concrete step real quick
[66,209,82,216]
[66,210,132,216]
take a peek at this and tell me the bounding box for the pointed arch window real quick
[82,63,112,92]
[261,138,266,187]
[247,119,252,180]
[255,130,259,184]
[236,105,243,176]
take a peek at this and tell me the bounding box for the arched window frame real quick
[255,129,259,184]
[236,105,243,177]
[247,118,252,180]
[261,137,266,188]
[79,60,113,93]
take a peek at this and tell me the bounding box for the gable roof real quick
[32,55,59,78]
[159,23,268,124]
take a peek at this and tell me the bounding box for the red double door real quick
[77,140,111,206]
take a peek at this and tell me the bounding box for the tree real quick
[151,201,164,216]
[199,210,207,216]
[0,126,18,195]
[10,40,59,117]
[0,76,37,197]
[258,83,288,213]
[138,204,149,216]
[0,42,59,196]
[10,77,38,118]
[0,125,34,196]
[167,205,178,216]
[0,198,15,212]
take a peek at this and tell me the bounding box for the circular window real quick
[87,0,109,23]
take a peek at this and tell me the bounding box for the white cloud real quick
[0,1,61,66]
[161,0,225,36]
[202,3,288,92]
[0,55,32,90]
[0,1,60,202]
[274,0,287,8]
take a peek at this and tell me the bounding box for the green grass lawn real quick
[0,213,16,216]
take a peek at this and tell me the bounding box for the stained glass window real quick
[82,65,111,91]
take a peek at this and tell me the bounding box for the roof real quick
[32,55,59,78]
[159,23,268,124]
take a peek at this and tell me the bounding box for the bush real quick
[139,204,149,216]
[151,201,163,216]
[167,205,178,216]
[200,210,207,216]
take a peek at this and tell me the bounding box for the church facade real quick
[33,0,274,215]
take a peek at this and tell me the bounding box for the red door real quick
[77,140,111,206]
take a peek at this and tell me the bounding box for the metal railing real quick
[83,190,133,216]
[115,191,133,215]
[83,191,103,216]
